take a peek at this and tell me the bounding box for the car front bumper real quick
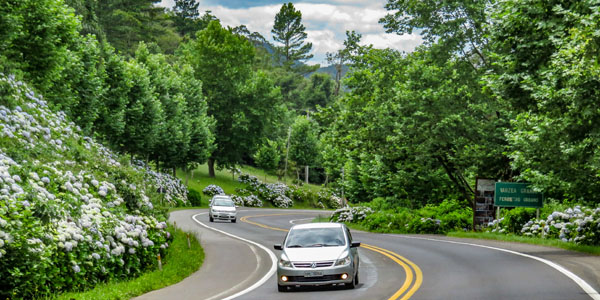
[277,264,355,286]
[210,211,237,220]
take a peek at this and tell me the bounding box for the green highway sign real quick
[494,182,543,208]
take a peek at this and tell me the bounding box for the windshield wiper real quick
[307,244,324,247]
[287,244,303,248]
[323,244,341,247]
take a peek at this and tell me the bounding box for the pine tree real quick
[271,3,313,68]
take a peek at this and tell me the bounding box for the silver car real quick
[274,223,360,292]
[209,195,237,223]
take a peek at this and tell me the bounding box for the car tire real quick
[277,284,287,292]
[346,271,357,289]
[209,215,214,222]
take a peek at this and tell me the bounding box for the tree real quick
[0,0,80,100]
[486,0,600,203]
[185,21,282,177]
[289,116,320,183]
[173,0,200,36]
[95,0,180,55]
[379,0,491,69]
[271,2,313,69]
[254,139,280,181]
[326,30,362,96]
[302,73,335,110]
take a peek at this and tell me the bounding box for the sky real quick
[158,0,423,66]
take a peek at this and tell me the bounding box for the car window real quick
[285,227,346,247]
[346,227,353,242]
[213,199,234,207]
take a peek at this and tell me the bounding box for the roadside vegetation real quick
[53,226,204,300]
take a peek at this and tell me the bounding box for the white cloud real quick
[158,0,423,65]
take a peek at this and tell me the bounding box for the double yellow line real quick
[361,243,422,300]
[240,213,423,300]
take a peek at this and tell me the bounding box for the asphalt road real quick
[137,208,600,300]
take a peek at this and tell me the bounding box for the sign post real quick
[494,182,543,208]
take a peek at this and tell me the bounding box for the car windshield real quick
[285,227,346,248]
[213,199,234,207]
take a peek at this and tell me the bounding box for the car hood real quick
[284,246,346,262]
[212,206,236,212]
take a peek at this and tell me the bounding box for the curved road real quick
[137,208,600,300]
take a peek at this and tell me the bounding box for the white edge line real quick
[289,217,315,224]
[192,213,278,300]
[391,235,600,300]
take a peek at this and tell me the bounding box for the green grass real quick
[176,164,325,208]
[52,226,204,300]
[448,231,600,255]
[312,214,332,223]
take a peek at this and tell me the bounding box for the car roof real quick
[290,222,343,230]
[212,195,231,199]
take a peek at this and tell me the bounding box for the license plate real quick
[304,271,323,277]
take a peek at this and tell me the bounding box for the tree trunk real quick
[324,173,329,187]
[208,158,215,177]
[172,167,176,177]
[305,165,309,184]
[156,159,160,172]
[185,166,189,186]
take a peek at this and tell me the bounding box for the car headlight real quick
[279,253,292,268]
[335,251,351,266]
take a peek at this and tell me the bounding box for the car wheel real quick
[209,215,214,222]
[277,284,287,292]
[232,218,236,223]
[346,271,357,289]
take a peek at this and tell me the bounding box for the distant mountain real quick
[312,64,350,79]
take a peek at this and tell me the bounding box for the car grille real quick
[292,261,334,268]
[287,275,341,282]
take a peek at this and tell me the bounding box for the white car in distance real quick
[209,195,237,223]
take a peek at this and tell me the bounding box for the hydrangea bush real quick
[243,195,263,207]
[236,173,341,209]
[330,206,374,223]
[132,160,188,206]
[0,74,176,297]
[202,184,224,197]
[490,205,600,245]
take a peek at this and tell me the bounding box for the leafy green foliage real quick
[289,116,320,168]
[185,21,284,175]
[254,140,280,179]
[486,0,600,203]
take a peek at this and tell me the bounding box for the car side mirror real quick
[351,241,361,248]
[274,244,283,250]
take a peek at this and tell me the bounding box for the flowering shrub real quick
[520,206,600,245]
[273,195,293,208]
[243,195,263,207]
[0,74,173,297]
[236,173,342,209]
[330,206,374,223]
[487,205,600,245]
[132,160,188,206]
[231,195,244,206]
[202,185,224,197]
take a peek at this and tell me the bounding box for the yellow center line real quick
[240,213,423,300]
[364,244,423,300]
[361,244,414,299]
